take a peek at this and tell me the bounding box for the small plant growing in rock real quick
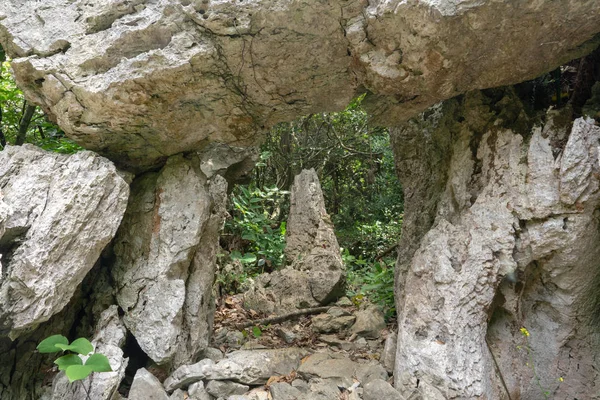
[37,334,112,396]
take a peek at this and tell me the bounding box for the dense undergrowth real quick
[219,96,404,319]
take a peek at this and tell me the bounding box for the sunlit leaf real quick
[55,338,94,355]
[65,365,93,383]
[54,354,83,371]
[37,335,69,353]
[85,353,112,372]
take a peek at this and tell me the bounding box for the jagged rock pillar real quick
[391,90,600,399]
[242,169,345,313]
[111,147,251,367]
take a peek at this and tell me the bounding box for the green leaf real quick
[85,353,112,372]
[65,365,93,383]
[55,338,94,355]
[252,326,262,338]
[242,232,257,241]
[240,253,257,264]
[54,354,83,371]
[37,335,69,353]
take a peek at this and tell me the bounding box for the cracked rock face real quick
[391,91,600,399]
[112,151,228,366]
[1,0,599,169]
[0,145,129,339]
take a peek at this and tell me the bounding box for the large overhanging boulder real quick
[0,0,599,169]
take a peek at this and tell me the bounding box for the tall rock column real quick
[391,90,600,399]
[285,169,346,305]
[112,147,253,367]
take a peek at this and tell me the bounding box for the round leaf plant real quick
[37,335,112,383]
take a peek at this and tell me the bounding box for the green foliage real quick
[37,334,69,353]
[54,354,83,371]
[226,184,289,272]
[344,251,396,320]
[252,326,262,338]
[37,335,112,383]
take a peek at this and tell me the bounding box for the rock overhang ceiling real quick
[0,0,599,170]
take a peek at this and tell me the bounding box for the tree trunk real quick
[0,107,6,148]
[391,89,600,399]
[15,102,36,145]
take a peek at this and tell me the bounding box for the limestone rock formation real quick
[391,90,600,399]
[1,1,600,399]
[112,152,228,366]
[286,169,346,303]
[1,1,599,168]
[128,368,170,400]
[0,145,129,339]
[243,169,345,313]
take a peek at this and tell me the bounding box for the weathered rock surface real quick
[187,381,212,400]
[112,152,228,365]
[382,331,397,375]
[0,145,129,339]
[269,383,303,400]
[165,347,308,392]
[286,169,346,303]
[244,169,345,313]
[363,379,404,400]
[311,311,355,334]
[349,306,386,339]
[297,352,387,389]
[2,1,599,168]
[204,347,308,385]
[392,90,600,398]
[164,359,215,393]
[128,368,170,400]
[205,380,249,398]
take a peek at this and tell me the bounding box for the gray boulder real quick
[311,313,356,334]
[204,348,308,385]
[382,331,398,375]
[297,352,387,389]
[163,358,215,393]
[128,368,169,400]
[205,380,249,398]
[268,383,303,400]
[0,145,129,339]
[244,170,345,313]
[286,170,346,305]
[350,306,386,339]
[165,348,308,392]
[187,381,212,400]
[363,379,405,400]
